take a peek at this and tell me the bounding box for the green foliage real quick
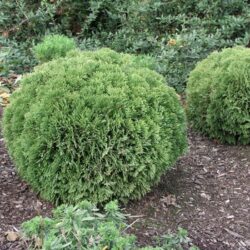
[0,0,131,74]
[0,0,131,42]
[186,47,250,145]
[125,0,250,39]
[21,201,198,250]
[3,48,187,205]
[1,0,249,90]
[0,37,37,75]
[153,31,234,93]
[0,39,8,73]
[22,200,135,250]
[33,34,76,63]
[90,0,249,91]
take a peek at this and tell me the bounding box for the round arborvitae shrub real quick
[33,34,76,63]
[187,47,250,145]
[3,48,187,204]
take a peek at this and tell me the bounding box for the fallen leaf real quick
[35,237,43,248]
[0,92,10,106]
[0,86,10,95]
[34,200,43,213]
[161,194,178,207]
[5,231,19,241]
[0,92,10,99]
[167,39,177,46]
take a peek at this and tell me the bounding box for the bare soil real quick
[0,120,249,249]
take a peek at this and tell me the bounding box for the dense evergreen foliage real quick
[1,0,249,91]
[186,47,250,145]
[3,49,187,204]
[33,34,76,62]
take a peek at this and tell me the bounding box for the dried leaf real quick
[5,231,19,241]
[161,194,178,207]
[0,92,10,99]
[0,86,10,94]
[167,39,177,46]
[35,237,43,248]
[0,91,10,106]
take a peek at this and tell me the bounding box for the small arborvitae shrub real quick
[187,47,250,145]
[33,34,76,63]
[3,48,187,204]
[21,201,199,250]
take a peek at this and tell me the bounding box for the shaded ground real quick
[126,132,250,250]
[0,124,249,249]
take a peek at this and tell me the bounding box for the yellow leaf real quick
[167,39,177,46]
[0,92,10,99]
[0,92,10,106]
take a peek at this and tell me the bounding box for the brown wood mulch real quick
[0,122,249,249]
[126,132,250,250]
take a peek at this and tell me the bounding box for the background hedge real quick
[1,0,249,91]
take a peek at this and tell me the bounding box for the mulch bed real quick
[0,117,249,249]
[125,132,250,250]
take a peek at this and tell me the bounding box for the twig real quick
[122,218,140,233]
[224,228,244,239]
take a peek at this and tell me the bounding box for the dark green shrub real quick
[3,48,187,204]
[21,200,199,250]
[153,30,234,93]
[78,0,250,92]
[0,37,37,75]
[2,0,249,43]
[1,0,249,88]
[186,47,250,145]
[33,34,76,63]
[0,0,131,42]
